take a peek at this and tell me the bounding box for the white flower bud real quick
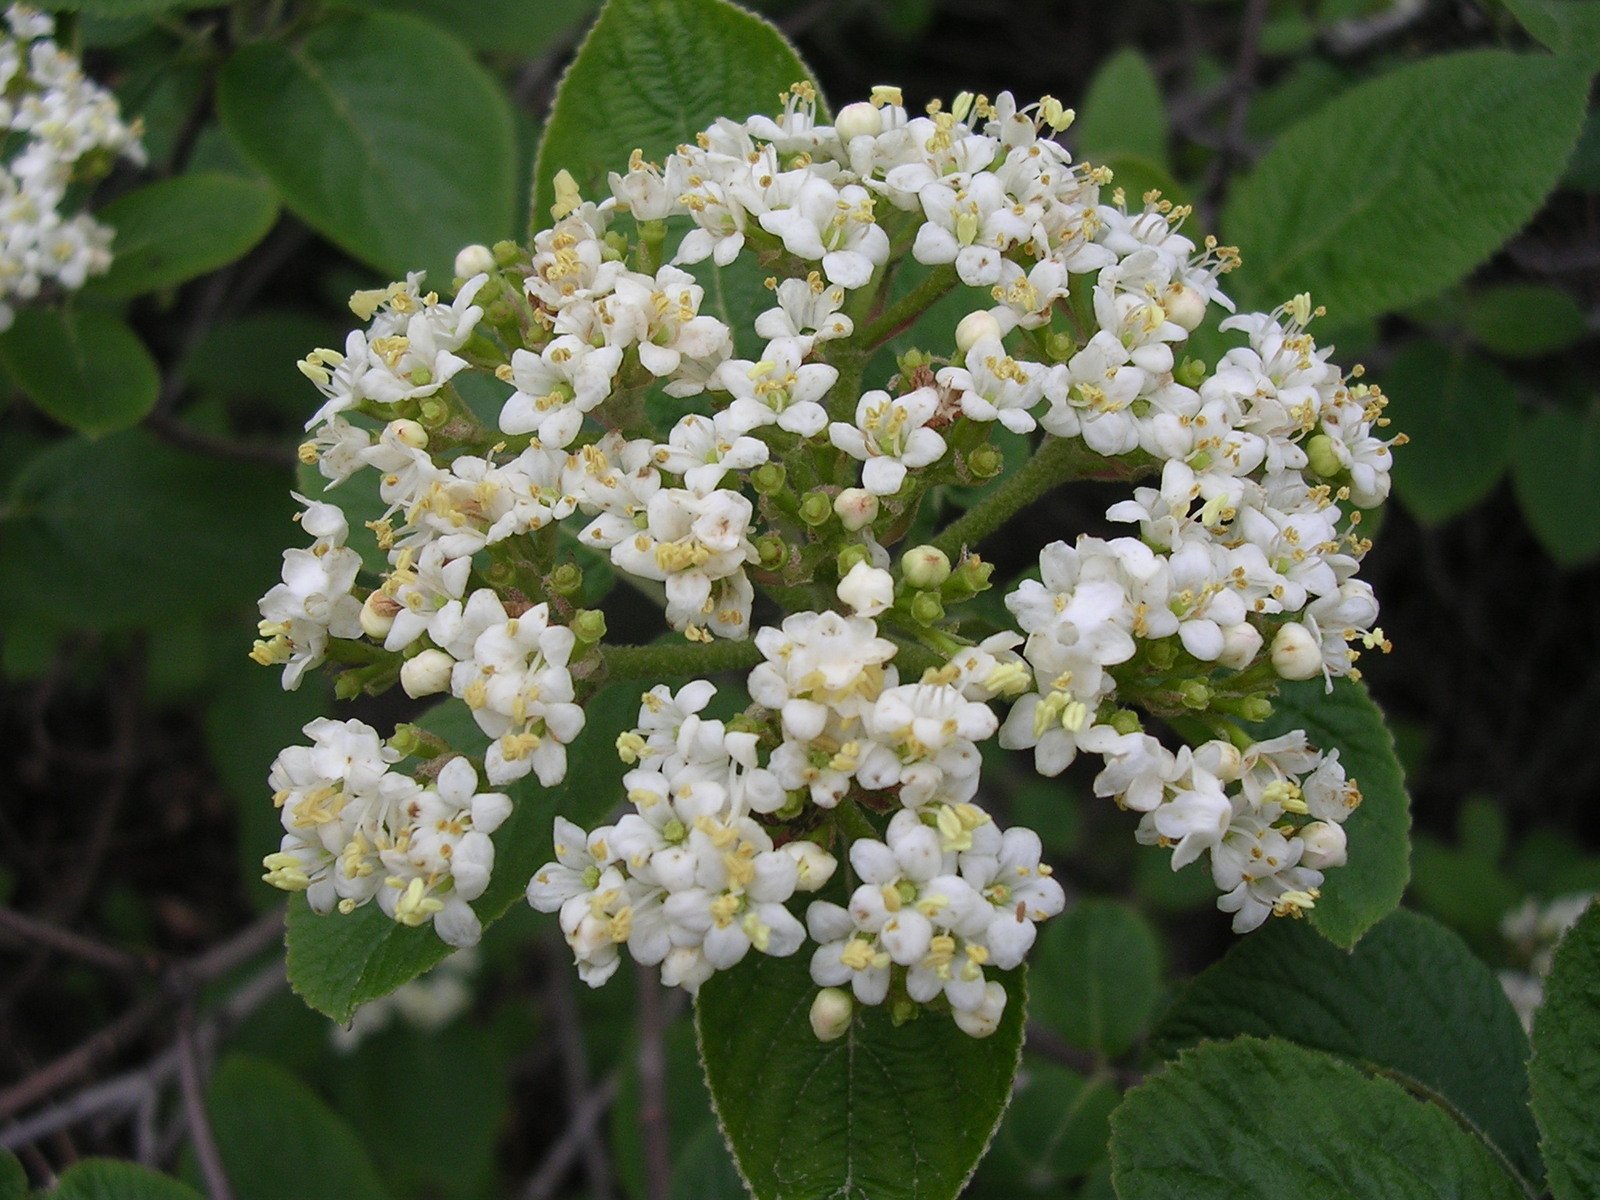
[401,649,455,699]
[809,987,854,1041]
[833,487,880,532]
[1270,622,1323,681]
[900,544,951,589]
[833,101,883,143]
[955,310,1002,354]
[952,980,1007,1038]
[454,244,495,279]
[387,418,429,449]
[1164,283,1208,332]
[1299,820,1348,869]
[784,841,838,892]
[1217,622,1263,671]
[837,561,894,617]
[360,591,397,639]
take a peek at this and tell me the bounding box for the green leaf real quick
[531,0,823,228]
[333,0,600,55]
[1511,405,1600,566]
[1032,900,1161,1058]
[1530,899,1600,1199]
[204,1055,390,1200]
[1244,678,1410,946]
[285,684,638,1021]
[1110,1038,1528,1200]
[87,174,279,299]
[51,1161,201,1200]
[1075,49,1170,169]
[1502,0,1600,60]
[1465,283,1589,359]
[670,1123,747,1200]
[0,308,159,436]
[696,952,1025,1200]
[0,1150,25,1200]
[980,1062,1118,1189]
[218,12,516,282]
[1153,909,1542,1187]
[1224,50,1591,322]
[1384,344,1518,524]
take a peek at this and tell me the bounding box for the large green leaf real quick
[204,1055,390,1200]
[87,173,279,299]
[1224,50,1591,322]
[696,952,1025,1200]
[1153,909,1542,1188]
[979,1061,1118,1190]
[1464,283,1589,360]
[0,1150,24,1200]
[1503,0,1600,60]
[285,685,638,1021]
[1074,48,1169,169]
[531,0,823,227]
[1031,900,1161,1059]
[1246,678,1410,947]
[1110,1038,1528,1200]
[217,12,516,282]
[1530,899,1600,1200]
[1384,344,1518,525]
[50,1161,201,1200]
[0,308,159,436]
[1511,405,1600,566]
[333,0,599,54]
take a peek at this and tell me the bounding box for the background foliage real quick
[2,0,1599,1197]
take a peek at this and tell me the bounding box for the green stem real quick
[601,638,764,682]
[833,797,882,845]
[857,264,959,350]
[931,436,1086,557]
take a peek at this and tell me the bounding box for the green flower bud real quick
[751,462,787,495]
[1178,680,1212,710]
[837,543,872,576]
[910,590,945,625]
[890,996,919,1026]
[1108,708,1143,736]
[1043,330,1077,363]
[774,790,807,821]
[901,545,951,589]
[896,348,929,377]
[572,608,607,645]
[1306,433,1343,479]
[968,444,1005,479]
[418,396,451,429]
[950,553,994,595]
[756,533,788,571]
[492,240,522,266]
[1175,356,1208,388]
[388,724,425,758]
[1145,639,1177,670]
[334,672,364,701]
[799,490,834,527]
[548,562,584,597]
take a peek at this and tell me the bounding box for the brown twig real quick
[175,1004,232,1200]
[545,954,617,1200]
[0,908,149,976]
[635,965,671,1200]
[518,1072,621,1200]
[1200,0,1272,227]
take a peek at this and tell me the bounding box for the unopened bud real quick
[492,240,522,267]
[950,553,994,595]
[901,545,951,589]
[784,841,838,893]
[418,396,450,429]
[952,980,1007,1038]
[1043,330,1077,362]
[800,490,834,527]
[1178,680,1211,710]
[838,562,894,617]
[1299,820,1348,869]
[388,724,424,757]
[360,591,398,639]
[834,101,883,142]
[756,533,788,571]
[572,609,607,645]
[1175,356,1207,388]
[454,244,495,279]
[910,590,945,625]
[387,418,429,449]
[810,988,854,1041]
[836,543,872,576]
[1306,433,1343,479]
[1165,283,1208,331]
[955,310,1001,354]
[1108,708,1143,736]
[1270,622,1323,681]
[334,672,363,701]
[967,444,1004,479]
[548,562,584,597]
[1217,622,1263,671]
[751,462,787,495]
[833,487,879,531]
[401,649,454,699]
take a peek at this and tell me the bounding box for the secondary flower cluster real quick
[0,4,143,328]
[258,84,1398,1037]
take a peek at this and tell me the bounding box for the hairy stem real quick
[600,638,764,683]
[858,263,959,350]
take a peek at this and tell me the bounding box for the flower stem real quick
[931,436,1082,557]
[858,264,959,350]
[600,638,764,683]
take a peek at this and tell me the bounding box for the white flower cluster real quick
[1499,892,1594,1031]
[260,83,1400,1038]
[264,717,512,947]
[0,4,142,328]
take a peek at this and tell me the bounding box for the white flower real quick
[937,336,1048,433]
[836,561,894,617]
[716,342,836,438]
[753,272,854,358]
[652,412,768,496]
[829,386,946,496]
[760,179,889,289]
[499,335,624,448]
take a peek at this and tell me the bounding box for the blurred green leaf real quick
[1465,283,1588,359]
[1511,404,1600,565]
[1503,0,1600,60]
[981,1062,1117,1189]
[1076,49,1169,169]
[218,12,516,282]
[1530,900,1600,1199]
[0,309,158,436]
[333,0,599,55]
[203,1055,390,1200]
[88,174,279,300]
[669,1124,746,1200]
[1385,344,1517,524]
[0,1150,24,1200]
[1110,1038,1527,1200]
[1457,796,1509,862]
[1032,900,1160,1059]
[1410,833,1522,947]
[1153,909,1542,1187]
[1565,106,1600,190]
[1225,50,1591,322]
[187,310,344,416]
[531,0,823,227]
[1246,678,1411,947]
[696,953,1025,1200]
[50,1160,200,1199]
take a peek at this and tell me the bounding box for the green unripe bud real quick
[492,240,522,266]
[910,590,945,626]
[418,396,451,429]
[896,348,930,377]
[1175,356,1207,388]
[1234,696,1274,723]
[388,724,425,758]
[756,533,788,571]
[799,490,834,527]
[1108,708,1143,736]
[572,608,607,645]
[334,672,364,701]
[1146,639,1177,670]
[890,996,919,1026]
[548,562,584,597]
[837,543,872,576]
[1306,433,1343,479]
[774,789,807,821]
[486,559,518,590]
[1043,330,1077,363]
[950,553,994,595]
[901,545,951,589]
[485,298,515,327]
[602,231,629,260]
[968,443,1005,479]
[1178,680,1212,710]
[751,462,787,495]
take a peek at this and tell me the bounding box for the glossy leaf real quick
[1465,283,1588,360]
[1075,48,1169,168]
[51,1161,201,1200]
[0,308,158,436]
